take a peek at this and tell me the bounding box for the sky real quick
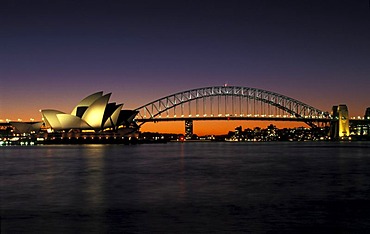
[1,0,370,134]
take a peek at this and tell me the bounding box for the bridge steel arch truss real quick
[135,86,330,126]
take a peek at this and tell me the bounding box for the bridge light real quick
[174,115,177,117]
[203,114,207,117]
[218,114,222,117]
[196,114,199,117]
[226,114,229,117]
[189,114,192,117]
[181,115,184,117]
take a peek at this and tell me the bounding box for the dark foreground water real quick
[1,142,370,233]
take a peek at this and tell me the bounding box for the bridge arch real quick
[135,86,330,126]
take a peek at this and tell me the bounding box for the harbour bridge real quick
[134,86,332,128]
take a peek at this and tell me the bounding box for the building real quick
[365,107,370,119]
[185,120,193,139]
[10,122,43,134]
[41,91,138,133]
[349,107,370,140]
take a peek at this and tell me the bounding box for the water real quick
[1,142,370,233]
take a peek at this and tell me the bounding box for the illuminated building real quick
[41,91,138,132]
[10,122,43,134]
[350,107,370,140]
[185,120,193,139]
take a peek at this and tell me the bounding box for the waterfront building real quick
[41,91,138,133]
[185,120,193,139]
[365,107,370,119]
[349,107,370,140]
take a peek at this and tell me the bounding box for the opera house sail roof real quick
[41,91,138,132]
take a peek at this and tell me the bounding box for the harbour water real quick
[1,142,370,233]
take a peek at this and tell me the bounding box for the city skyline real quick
[1,0,369,135]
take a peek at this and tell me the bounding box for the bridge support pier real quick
[185,120,193,139]
[330,104,350,140]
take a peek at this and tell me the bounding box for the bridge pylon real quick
[330,104,350,140]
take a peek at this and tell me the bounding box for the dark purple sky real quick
[1,0,370,122]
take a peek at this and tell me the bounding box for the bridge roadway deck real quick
[136,116,332,123]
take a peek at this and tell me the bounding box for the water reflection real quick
[83,146,105,208]
[177,143,187,200]
[1,142,370,233]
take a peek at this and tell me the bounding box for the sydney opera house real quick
[41,91,138,133]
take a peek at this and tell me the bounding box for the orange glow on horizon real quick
[140,120,309,136]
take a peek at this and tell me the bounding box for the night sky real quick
[1,0,369,134]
